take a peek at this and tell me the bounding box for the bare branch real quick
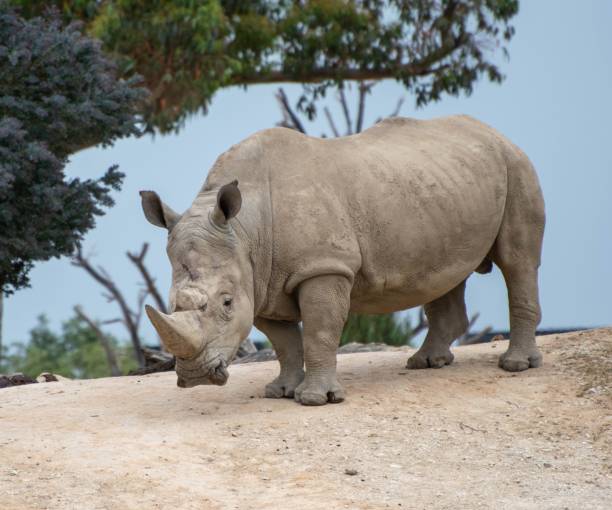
[355,81,375,134]
[338,87,353,135]
[275,88,307,134]
[457,313,494,345]
[74,306,122,376]
[100,318,123,325]
[390,97,405,117]
[72,247,145,367]
[133,288,149,332]
[323,106,340,138]
[462,326,493,345]
[127,243,167,314]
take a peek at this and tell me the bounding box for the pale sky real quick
[4,1,611,346]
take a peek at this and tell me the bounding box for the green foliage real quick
[13,0,519,133]
[0,315,136,378]
[341,312,414,347]
[0,2,146,294]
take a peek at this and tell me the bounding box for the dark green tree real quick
[14,0,519,133]
[0,2,145,297]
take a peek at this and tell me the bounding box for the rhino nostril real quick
[212,359,229,379]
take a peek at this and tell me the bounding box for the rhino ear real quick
[139,190,180,231]
[211,180,241,226]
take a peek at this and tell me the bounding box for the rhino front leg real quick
[254,318,304,398]
[406,280,468,369]
[294,275,351,406]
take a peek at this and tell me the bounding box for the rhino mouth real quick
[176,358,229,388]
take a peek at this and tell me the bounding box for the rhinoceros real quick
[141,115,545,406]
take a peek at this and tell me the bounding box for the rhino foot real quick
[294,374,345,406]
[264,369,305,399]
[406,349,454,369]
[498,347,542,372]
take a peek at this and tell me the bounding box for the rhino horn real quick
[145,305,204,359]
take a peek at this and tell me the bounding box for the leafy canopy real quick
[14,0,519,132]
[0,2,146,294]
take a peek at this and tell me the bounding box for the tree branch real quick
[323,106,340,137]
[275,87,307,134]
[338,87,353,135]
[233,58,454,87]
[72,247,145,367]
[355,81,373,134]
[127,243,167,314]
[390,96,405,117]
[74,306,122,376]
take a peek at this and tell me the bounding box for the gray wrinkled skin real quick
[142,115,545,405]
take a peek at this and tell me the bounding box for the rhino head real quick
[140,181,254,388]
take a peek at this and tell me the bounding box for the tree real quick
[0,3,145,362]
[0,2,145,299]
[14,0,519,133]
[1,315,137,379]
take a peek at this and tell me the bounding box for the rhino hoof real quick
[264,370,305,399]
[498,349,542,372]
[406,350,454,369]
[294,377,345,406]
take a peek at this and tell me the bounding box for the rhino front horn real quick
[145,305,204,360]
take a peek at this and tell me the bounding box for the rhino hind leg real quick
[254,318,304,398]
[294,275,352,406]
[492,153,545,372]
[406,281,468,369]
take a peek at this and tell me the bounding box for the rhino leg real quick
[406,280,468,369]
[496,262,543,371]
[492,155,545,372]
[294,275,351,406]
[495,263,542,371]
[254,318,304,398]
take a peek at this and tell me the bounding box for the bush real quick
[0,2,146,294]
[341,313,415,347]
[0,315,136,378]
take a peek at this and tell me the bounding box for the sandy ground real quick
[0,329,610,510]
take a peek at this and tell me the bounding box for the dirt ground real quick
[1,329,610,510]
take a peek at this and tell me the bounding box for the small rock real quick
[36,372,59,383]
[345,468,358,476]
[0,373,38,388]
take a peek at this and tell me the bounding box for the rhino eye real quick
[223,297,232,308]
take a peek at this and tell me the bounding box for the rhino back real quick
[205,116,511,316]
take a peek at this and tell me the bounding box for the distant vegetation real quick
[0,315,136,379]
